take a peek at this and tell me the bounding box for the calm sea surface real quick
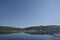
[0,33,60,40]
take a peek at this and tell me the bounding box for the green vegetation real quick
[0,26,21,34]
[0,25,60,34]
[23,25,60,34]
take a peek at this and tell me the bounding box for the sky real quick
[0,0,60,28]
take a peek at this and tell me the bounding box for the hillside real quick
[0,26,21,33]
[0,25,60,34]
[23,25,60,34]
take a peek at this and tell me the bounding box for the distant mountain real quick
[23,25,60,33]
[24,25,60,30]
[0,25,60,34]
[0,26,21,33]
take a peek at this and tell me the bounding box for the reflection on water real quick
[25,32,60,38]
[0,32,60,40]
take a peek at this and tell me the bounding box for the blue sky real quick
[0,0,60,28]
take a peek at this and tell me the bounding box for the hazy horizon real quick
[0,0,60,28]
